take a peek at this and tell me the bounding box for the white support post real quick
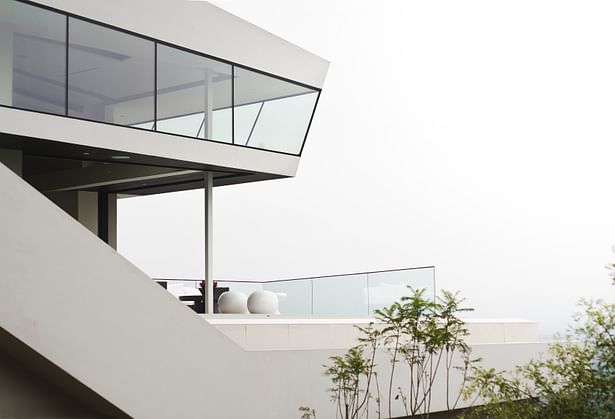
[203,69,213,139]
[204,172,214,314]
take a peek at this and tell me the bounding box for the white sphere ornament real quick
[247,290,280,314]
[217,291,248,314]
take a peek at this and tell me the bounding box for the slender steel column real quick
[204,172,214,314]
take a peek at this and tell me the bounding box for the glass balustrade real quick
[158,267,436,317]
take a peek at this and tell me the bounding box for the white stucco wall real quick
[208,317,540,351]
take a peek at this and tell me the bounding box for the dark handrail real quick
[154,265,435,285]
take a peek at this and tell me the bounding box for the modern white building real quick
[0,1,545,418]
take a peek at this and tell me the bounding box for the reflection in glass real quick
[234,67,318,154]
[68,18,155,126]
[312,274,369,317]
[0,0,66,114]
[157,44,232,142]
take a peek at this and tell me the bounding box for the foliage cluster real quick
[462,297,615,419]
[302,255,614,419]
[323,288,476,419]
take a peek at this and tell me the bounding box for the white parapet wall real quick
[207,316,540,351]
[207,316,547,415]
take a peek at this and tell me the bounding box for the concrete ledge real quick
[206,316,539,351]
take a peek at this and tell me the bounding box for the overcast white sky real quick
[118,0,615,337]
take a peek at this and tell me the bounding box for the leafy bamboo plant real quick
[322,319,383,419]
[314,287,477,419]
[379,289,476,418]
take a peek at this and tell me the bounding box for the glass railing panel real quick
[367,268,435,314]
[157,44,232,143]
[233,66,318,154]
[67,17,155,126]
[216,281,263,298]
[0,0,66,115]
[264,279,313,316]
[312,274,369,317]
[160,268,434,316]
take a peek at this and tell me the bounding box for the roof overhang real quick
[0,106,300,194]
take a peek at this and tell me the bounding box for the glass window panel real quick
[0,0,66,114]
[312,274,369,317]
[248,92,318,153]
[157,44,232,143]
[367,268,435,314]
[233,102,262,146]
[68,18,154,126]
[212,108,232,142]
[233,67,318,154]
[157,113,204,138]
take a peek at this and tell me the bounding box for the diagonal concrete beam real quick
[27,163,197,192]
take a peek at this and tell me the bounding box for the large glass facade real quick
[0,0,66,115]
[0,0,320,156]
